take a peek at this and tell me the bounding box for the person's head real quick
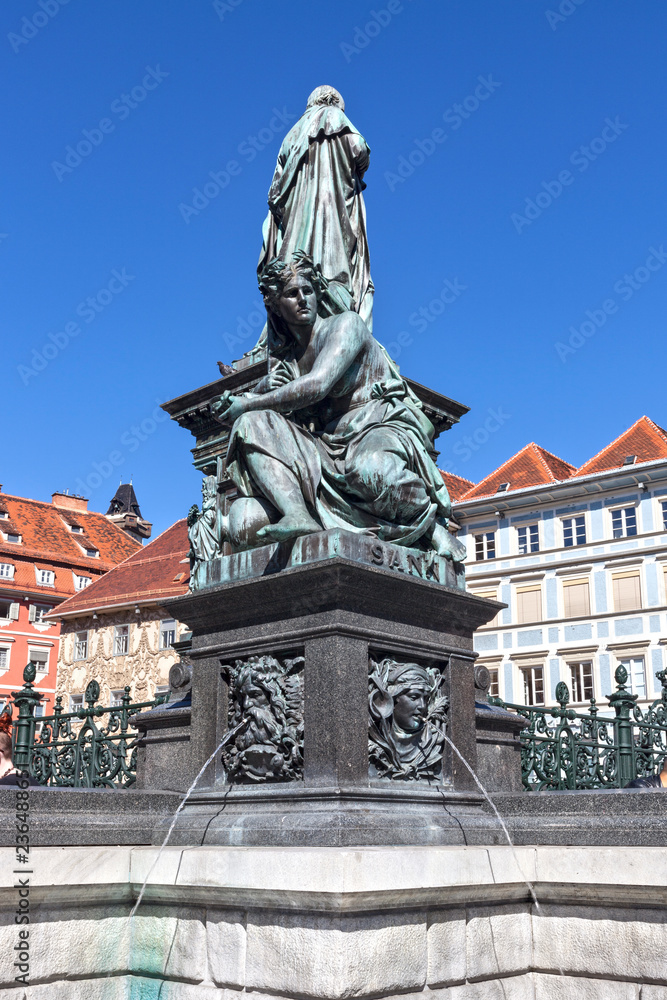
[0,731,11,762]
[0,706,12,765]
[306,85,344,111]
[386,663,433,734]
[259,252,328,350]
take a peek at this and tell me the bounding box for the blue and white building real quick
[450,417,667,712]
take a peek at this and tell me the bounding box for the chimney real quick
[51,491,89,513]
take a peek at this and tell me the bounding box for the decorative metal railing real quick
[490,665,667,791]
[10,662,168,788]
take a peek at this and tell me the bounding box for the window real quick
[488,668,499,698]
[85,547,99,558]
[113,624,129,656]
[661,500,667,531]
[619,656,646,699]
[0,601,19,621]
[611,506,637,539]
[0,563,15,579]
[74,631,88,661]
[110,689,126,706]
[516,585,542,624]
[472,590,501,628]
[70,525,84,533]
[5,533,21,544]
[36,569,55,586]
[159,618,177,650]
[0,648,8,672]
[29,649,49,674]
[569,660,594,702]
[612,572,642,613]
[0,510,7,518]
[563,515,586,547]
[517,524,539,555]
[70,694,83,712]
[474,532,496,561]
[74,575,91,591]
[562,578,590,618]
[29,604,52,624]
[521,664,544,705]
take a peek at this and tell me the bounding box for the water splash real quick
[129,721,245,919]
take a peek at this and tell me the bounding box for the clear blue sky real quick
[3,1,666,537]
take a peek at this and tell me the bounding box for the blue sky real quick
[2,0,666,537]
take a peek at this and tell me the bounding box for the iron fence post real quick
[11,663,43,771]
[608,665,638,787]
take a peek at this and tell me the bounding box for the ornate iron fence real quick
[489,665,667,790]
[10,662,168,788]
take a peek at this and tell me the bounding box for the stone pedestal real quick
[155,528,504,847]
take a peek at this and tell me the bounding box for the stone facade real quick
[1,843,665,997]
[54,605,188,708]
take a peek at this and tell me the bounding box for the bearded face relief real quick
[222,654,304,783]
[368,657,449,782]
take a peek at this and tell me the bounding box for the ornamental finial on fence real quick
[11,662,44,769]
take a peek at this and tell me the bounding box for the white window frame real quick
[611,570,642,613]
[36,569,55,587]
[562,514,587,548]
[0,645,10,673]
[618,655,647,699]
[159,618,177,650]
[28,648,49,674]
[4,532,21,544]
[568,659,594,703]
[561,577,591,619]
[516,523,540,555]
[73,631,89,661]
[110,689,126,707]
[83,546,100,558]
[113,624,130,657]
[0,563,15,580]
[29,604,53,624]
[474,531,496,561]
[519,662,545,706]
[609,504,638,539]
[660,499,667,531]
[516,584,543,625]
[74,574,92,591]
[0,601,19,621]
[69,693,84,713]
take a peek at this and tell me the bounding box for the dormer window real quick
[74,574,91,591]
[36,569,55,587]
[622,455,637,466]
[71,525,84,534]
[0,563,15,580]
[5,533,21,544]
[85,547,99,558]
[497,482,509,493]
[0,511,8,519]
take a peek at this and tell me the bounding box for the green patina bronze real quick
[10,663,168,787]
[490,665,667,791]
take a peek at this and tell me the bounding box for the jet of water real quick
[129,718,247,919]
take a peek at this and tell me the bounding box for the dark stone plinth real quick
[475,702,526,794]
[0,788,181,847]
[134,705,193,794]
[154,537,505,846]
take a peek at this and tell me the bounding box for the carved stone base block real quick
[155,530,503,847]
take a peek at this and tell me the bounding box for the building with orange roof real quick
[0,489,142,718]
[450,417,667,714]
[49,519,190,711]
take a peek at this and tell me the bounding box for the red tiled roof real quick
[50,520,189,617]
[441,471,476,502]
[0,492,141,599]
[461,443,576,500]
[575,416,667,477]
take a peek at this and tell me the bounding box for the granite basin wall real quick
[1,844,666,998]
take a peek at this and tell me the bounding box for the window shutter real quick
[563,581,590,618]
[28,604,36,623]
[9,602,19,621]
[612,573,641,612]
[517,587,542,624]
[473,589,500,627]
